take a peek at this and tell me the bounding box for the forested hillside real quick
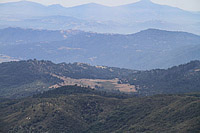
[122,60,200,95]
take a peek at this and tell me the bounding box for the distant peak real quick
[6,0,46,7]
[87,2,103,6]
[87,2,99,5]
[140,0,152,2]
[18,0,39,4]
[138,0,154,4]
[50,4,62,6]
[48,4,63,8]
[76,2,108,8]
[139,28,167,33]
[121,0,154,7]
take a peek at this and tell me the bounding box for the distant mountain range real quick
[0,27,200,69]
[0,59,199,98]
[0,0,199,34]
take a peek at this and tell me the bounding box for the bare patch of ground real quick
[194,69,200,72]
[50,74,136,93]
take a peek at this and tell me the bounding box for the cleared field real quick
[50,74,136,93]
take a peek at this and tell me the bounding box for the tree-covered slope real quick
[0,60,62,98]
[0,85,199,133]
[87,93,200,133]
[122,60,200,95]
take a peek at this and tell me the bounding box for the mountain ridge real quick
[1,27,200,69]
[0,0,197,12]
[0,0,199,34]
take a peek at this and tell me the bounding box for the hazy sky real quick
[0,0,200,11]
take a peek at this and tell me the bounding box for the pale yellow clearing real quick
[50,74,136,93]
[194,69,200,72]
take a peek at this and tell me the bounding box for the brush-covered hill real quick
[0,85,199,132]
